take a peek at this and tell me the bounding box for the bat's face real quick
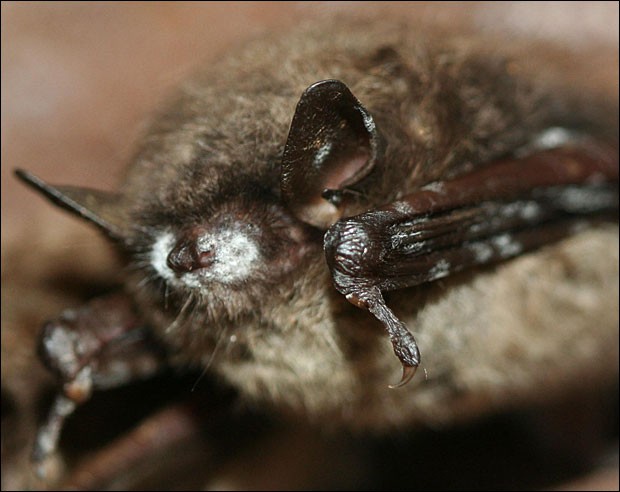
[129,188,316,317]
[110,78,385,347]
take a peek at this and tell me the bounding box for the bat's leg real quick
[33,293,167,478]
[325,141,618,387]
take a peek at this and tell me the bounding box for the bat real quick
[13,16,619,480]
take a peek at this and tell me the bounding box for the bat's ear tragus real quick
[281,79,382,229]
[14,168,127,241]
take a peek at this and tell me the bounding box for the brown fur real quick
[106,19,619,428]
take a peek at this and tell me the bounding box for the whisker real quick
[164,283,170,310]
[192,318,230,392]
[165,293,194,335]
[135,276,151,289]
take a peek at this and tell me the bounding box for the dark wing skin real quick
[13,169,126,240]
[324,140,619,386]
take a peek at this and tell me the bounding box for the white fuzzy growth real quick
[393,201,414,214]
[150,232,177,282]
[499,202,521,218]
[429,259,451,280]
[150,227,261,289]
[499,201,542,221]
[553,187,617,213]
[362,112,376,133]
[491,234,523,258]
[43,326,79,374]
[535,126,577,149]
[37,395,77,455]
[468,242,494,263]
[520,201,542,221]
[421,182,445,193]
[515,127,579,157]
[198,228,260,283]
[532,127,575,149]
[313,142,332,168]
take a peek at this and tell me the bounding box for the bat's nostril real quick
[167,235,216,274]
[197,250,215,268]
[167,243,192,273]
[167,240,197,273]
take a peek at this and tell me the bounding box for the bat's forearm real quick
[324,139,618,385]
[325,140,618,296]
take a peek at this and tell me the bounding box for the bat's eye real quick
[166,237,215,273]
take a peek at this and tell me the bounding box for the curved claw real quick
[389,364,418,389]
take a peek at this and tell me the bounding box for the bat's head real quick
[14,80,381,327]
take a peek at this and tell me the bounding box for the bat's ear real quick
[14,169,127,241]
[281,79,382,228]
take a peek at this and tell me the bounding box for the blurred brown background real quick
[2,2,618,490]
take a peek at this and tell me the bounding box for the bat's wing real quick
[14,169,127,240]
[324,140,618,386]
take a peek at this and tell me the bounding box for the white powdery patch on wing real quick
[421,181,445,194]
[531,127,575,149]
[514,126,578,157]
[520,201,542,221]
[150,231,177,283]
[491,233,523,258]
[553,186,617,213]
[499,200,542,221]
[428,259,451,281]
[468,242,494,263]
[392,201,414,214]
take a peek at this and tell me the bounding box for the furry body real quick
[106,21,618,427]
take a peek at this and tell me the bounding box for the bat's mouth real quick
[324,136,619,386]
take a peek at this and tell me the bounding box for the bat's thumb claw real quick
[389,364,417,389]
